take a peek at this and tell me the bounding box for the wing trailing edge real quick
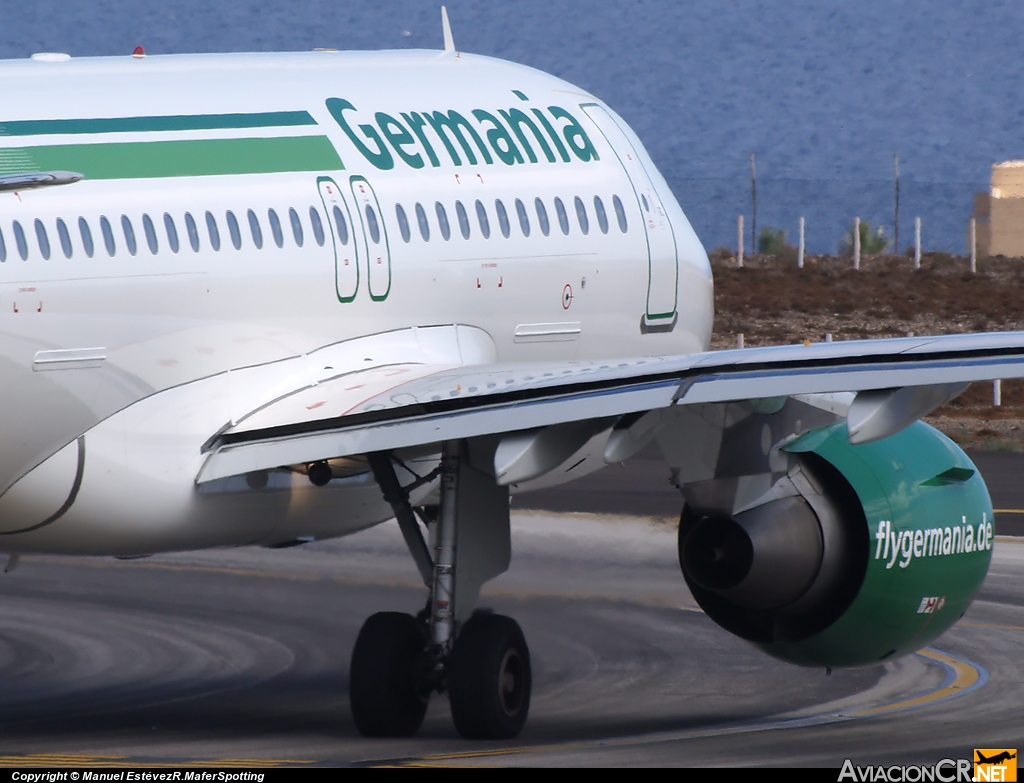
[196,331,1024,484]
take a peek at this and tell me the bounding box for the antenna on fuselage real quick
[441,6,456,53]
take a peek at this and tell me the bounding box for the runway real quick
[0,451,1021,766]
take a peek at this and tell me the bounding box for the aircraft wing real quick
[197,331,1024,484]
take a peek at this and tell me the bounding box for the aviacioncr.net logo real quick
[974,749,1017,782]
[839,758,972,782]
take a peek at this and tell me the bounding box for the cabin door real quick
[349,175,392,302]
[580,104,678,327]
[318,177,359,302]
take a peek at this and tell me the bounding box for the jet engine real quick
[678,421,994,667]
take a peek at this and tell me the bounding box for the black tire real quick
[448,613,531,740]
[350,612,429,737]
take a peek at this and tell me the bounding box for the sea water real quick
[2,0,1021,254]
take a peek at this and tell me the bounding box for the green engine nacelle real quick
[679,421,993,667]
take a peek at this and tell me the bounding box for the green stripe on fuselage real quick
[0,136,344,179]
[0,111,317,136]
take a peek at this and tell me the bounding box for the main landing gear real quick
[351,441,531,740]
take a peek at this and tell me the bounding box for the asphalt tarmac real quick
[0,450,1020,767]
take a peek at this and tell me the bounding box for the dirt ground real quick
[709,250,1024,450]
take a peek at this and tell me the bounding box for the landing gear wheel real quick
[350,612,429,737]
[448,613,531,739]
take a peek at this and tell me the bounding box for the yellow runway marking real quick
[164,759,314,767]
[961,621,1024,632]
[0,755,314,768]
[0,755,127,766]
[847,649,978,717]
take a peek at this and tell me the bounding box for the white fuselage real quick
[0,49,712,555]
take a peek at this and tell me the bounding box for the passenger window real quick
[495,199,510,238]
[455,200,470,239]
[613,195,628,233]
[641,194,650,212]
[310,207,325,247]
[164,213,180,253]
[415,202,430,241]
[289,207,304,247]
[99,216,116,256]
[247,209,263,249]
[13,221,28,260]
[332,206,349,245]
[0,226,6,262]
[515,199,530,237]
[475,200,490,239]
[594,196,609,234]
[268,208,284,248]
[79,218,94,257]
[226,210,242,250]
[121,215,137,256]
[364,204,381,244]
[395,204,411,243]
[435,202,451,241]
[205,211,221,251]
[35,219,51,260]
[574,196,589,235]
[554,197,570,235]
[56,218,73,258]
[142,213,159,254]
[534,198,550,236]
[184,212,200,252]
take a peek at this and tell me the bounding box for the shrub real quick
[839,221,888,255]
[758,226,786,254]
[758,226,798,262]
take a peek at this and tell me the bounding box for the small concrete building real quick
[970,160,1024,257]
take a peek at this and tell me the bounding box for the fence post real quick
[750,153,757,251]
[894,154,900,252]
[737,333,744,348]
[970,217,977,274]
[798,216,805,268]
[737,214,744,268]
[853,216,861,270]
[914,217,921,269]
[994,379,1002,407]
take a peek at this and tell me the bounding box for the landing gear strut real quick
[351,441,530,739]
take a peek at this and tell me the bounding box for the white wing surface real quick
[197,332,1024,483]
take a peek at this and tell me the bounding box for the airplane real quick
[2,10,1023,742]
[977,752,1017,765]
